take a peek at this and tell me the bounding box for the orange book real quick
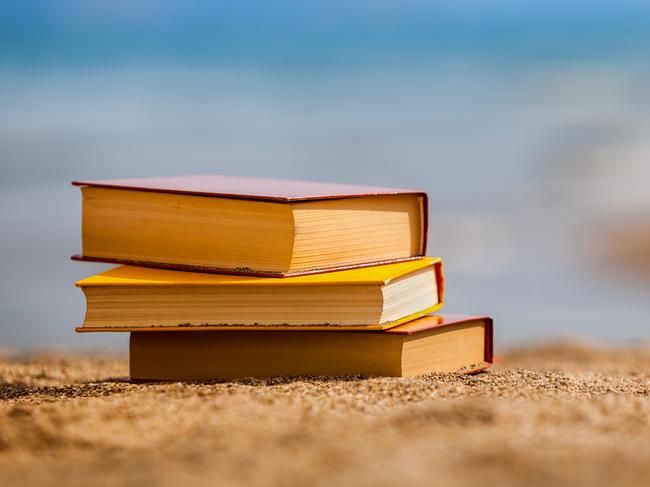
[129,315,493,380]
[72,174,428,277]
[76,258,444,331]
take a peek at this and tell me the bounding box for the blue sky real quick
[2,1,650,68]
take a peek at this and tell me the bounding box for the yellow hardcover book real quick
[76,258,444,331]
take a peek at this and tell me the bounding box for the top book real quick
[72,174,428,277]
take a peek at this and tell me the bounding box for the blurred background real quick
[1,0,649,350]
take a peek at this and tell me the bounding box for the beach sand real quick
[1,343,649,487]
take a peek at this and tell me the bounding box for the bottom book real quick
[129,315,493,380]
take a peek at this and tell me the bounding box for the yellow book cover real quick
[76,258,444,331]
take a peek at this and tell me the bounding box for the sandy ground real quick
[1,343,649,487]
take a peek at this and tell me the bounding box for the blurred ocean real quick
[1,1,649,349]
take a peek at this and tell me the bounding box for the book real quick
[129,315,493,380]
[75,258,444,331]
[71,174,427,277]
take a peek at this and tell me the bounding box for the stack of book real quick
[72,175,493,380]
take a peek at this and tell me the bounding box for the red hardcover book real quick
[72,174,428,277]
[128,314,494,381]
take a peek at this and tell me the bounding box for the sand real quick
[1,343,649,487]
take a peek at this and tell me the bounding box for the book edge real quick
[71,254,430,280]
[71,179,427,203]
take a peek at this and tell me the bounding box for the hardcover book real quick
[76,258,444,331]
[129,315,493,380]
[72,174,428,277]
